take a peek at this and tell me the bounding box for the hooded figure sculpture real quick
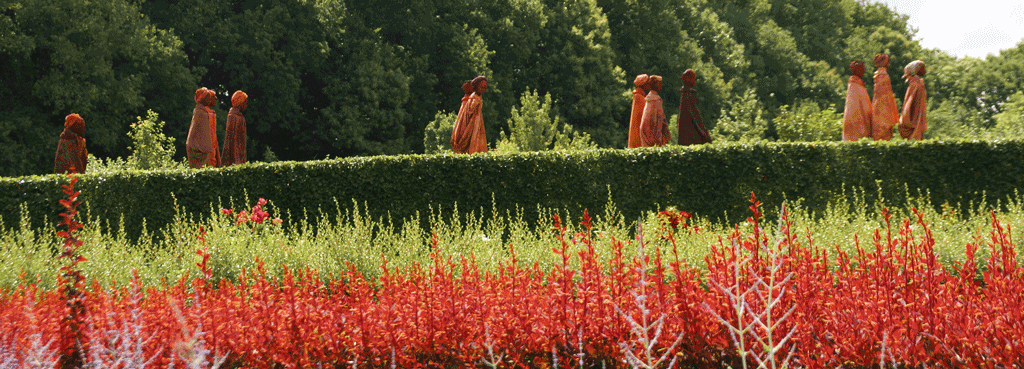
[54,113,88,174]
[628,74,650,148]
[221,90,248,166]
[187,87,220,168]
[450,80,474,150]
[842,60,873,141]
[871,53,898,140]
[899,60,927,140]
[676,69,712,145]
[451,76,488,154]
[639,75,671,146]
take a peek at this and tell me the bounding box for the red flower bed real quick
[1,195,1022,368]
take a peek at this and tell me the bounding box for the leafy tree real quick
[986,91,1024,140]
[773,102,842,142]
[127,110,183,170]
[0,0,194,177]
[495,89,595,152]
[712,88,768,142]
[423,111,456,154]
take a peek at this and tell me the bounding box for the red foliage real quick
[2,193,1023,367]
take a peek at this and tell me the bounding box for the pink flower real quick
[221,208,233,216]
[257,198,268,207]
[272,218,283,226]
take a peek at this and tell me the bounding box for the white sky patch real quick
[872,0,1024,58]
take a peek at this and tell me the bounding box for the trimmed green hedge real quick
[3,140,1023,238]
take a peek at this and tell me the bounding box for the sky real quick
[872,0,1024,58]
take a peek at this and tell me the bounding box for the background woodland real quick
[2,0,1024,177]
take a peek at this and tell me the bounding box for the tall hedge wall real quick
[3,140,1022,238]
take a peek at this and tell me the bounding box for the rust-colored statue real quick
[871,53,898,140]
[450,80,473,150]
[899,60,927,140]
[186,87,220,168]
[221,90,248,166]
[54,113,88,174]
[628,74,650,148]
[676,69,712,145]
[639,75,671,146]
[843,60,872,141]
[451,76,488,154]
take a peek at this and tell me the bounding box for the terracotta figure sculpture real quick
[676,69,712,145]
[221,90,248,166]
[54,113,88,174]
[842,60,873,141]
[628,74,649,148]
[899,60,927,140]
[187,87,220,168]
[450,80,473,149]
[451,76,488,154]
[871,53,898,140]
[639,75,671,146]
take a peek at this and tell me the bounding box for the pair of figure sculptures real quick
[843,54,927,141]
[187,88,250,168]
[450,76,489,154]
[53,88,251,174]
[629,69,712,148]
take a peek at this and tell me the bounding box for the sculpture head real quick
[461,80,473,95]
[649,75,662,93]
[195,87,217,107]
[633,74,650,89]
[471,76,487,95]
[194,87,208,105]
[681,69,696,87]
[232,90,248,111]
[903,60,926,79]
[873,53,889,68]
[850,60,865,77]
[64,113,85,136]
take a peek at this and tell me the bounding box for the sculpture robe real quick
[899,75,927,140]
[187,103,215,168]
[451,93,487,154]
[450,93,471,149]
[871,68,898,140]
[842,76,873,141]
[628,87,646,148]
[221,107,247,166]
[207,107,220,167]
[639,91,670,147]
[54,129,87,174]
[677,86,712,145]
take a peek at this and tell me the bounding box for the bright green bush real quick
[774,102,842,142]
[495,89,596,153]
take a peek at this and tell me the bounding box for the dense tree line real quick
[2,0,1022,177]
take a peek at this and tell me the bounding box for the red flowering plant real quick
[220,198,283,228]
[654,207,697,240]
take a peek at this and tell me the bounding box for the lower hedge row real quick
[2,139,1022,239]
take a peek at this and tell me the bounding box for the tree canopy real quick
[2,0,1021,176]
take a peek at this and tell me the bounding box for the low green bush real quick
[2,139,1023,241]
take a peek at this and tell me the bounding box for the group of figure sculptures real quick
[447,69,713,154]
[53,88,250,174]
[52,57,930,173]
[843,54,927,141]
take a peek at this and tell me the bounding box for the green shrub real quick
[423,111,457,154]
[774,102,842,142]
[495,89,596,153]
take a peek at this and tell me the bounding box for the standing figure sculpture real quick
[450,80,474,150]
[871,53,898,140]
[842,60,872,141]
[676,69,712,145]
[187,87,220,168]
[639,75,671,146]
[221,90,248,166]
[628,74,649,148]
[54,113,88,174]
[899,60,927,140]
[451,76,488,154]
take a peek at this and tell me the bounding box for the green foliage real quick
[4,141,1024,247]
[987,92,1024,139]
[774,102,843,142]
[127,110,183,170]
[927,99,987,140]
[496,89,597,152]
[423,111,456,154]
[712,89,769,142]
[0,0,195,177]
